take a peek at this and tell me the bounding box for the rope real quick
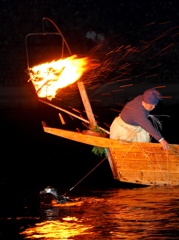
[135,142,179,192]
[62,156,107,196]
[149,114,163,131]
[148,114,170,132]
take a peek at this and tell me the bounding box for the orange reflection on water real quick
[20,217,93,239]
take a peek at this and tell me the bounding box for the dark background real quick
[0,0,179,201]
[0,0,178,88]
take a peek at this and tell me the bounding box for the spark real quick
[30,21,178,130]
[120,84,133,88]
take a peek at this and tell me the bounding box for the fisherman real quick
[110,88,170,151]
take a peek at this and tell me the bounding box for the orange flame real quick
[29,55,88,99]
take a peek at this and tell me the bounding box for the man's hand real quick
[159,139,170,151]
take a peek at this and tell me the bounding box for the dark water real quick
[1,102,179,239]
[1,187,179,239]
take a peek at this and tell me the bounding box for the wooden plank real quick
[43,126,128,148]
[105,149,118,179]
[110,145,179,154]
[77,81,97,129]
[115,164,179,173]
[111,152,179,163]
[118,170,179,185]
[43,125,179,151]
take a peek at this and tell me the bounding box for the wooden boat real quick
[26,19,179,187]
[39,79,179,186]
[41,82,179,186]
[42,123,179,186]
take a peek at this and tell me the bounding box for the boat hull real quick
[42,124,179,186]
[109,144,179,186]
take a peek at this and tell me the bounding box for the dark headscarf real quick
[142,88,162,105]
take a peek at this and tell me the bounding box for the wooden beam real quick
[39,99,109,134]
[77,81,97,129]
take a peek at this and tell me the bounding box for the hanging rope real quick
[149,114,170,132]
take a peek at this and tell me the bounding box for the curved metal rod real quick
[25,32,64,70]
[42,17,72,56]
[25,17,72,70]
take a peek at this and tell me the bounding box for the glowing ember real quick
[29,55,88,99]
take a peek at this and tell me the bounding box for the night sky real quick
[1,1,178,43]
[0,2,177,115]
[0,0,178,87]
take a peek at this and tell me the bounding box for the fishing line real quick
[62,156,107,196]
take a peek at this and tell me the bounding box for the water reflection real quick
[20,187,179,239]
[21,218,93,239]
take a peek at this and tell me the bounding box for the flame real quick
[29,55,88,100]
